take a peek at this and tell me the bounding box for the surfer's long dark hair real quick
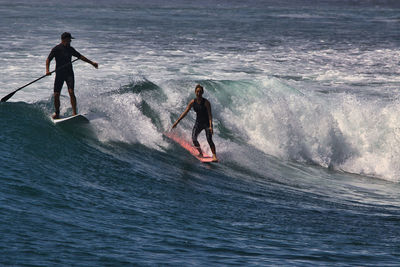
[195,84,204,94]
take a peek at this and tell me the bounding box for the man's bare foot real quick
[52,113,60,119]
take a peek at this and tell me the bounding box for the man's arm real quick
[46,47,55,75]
[172,100,194,129]
[79,55,98,69]
[45,58,51,75]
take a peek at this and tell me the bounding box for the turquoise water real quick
[1,0,400,266]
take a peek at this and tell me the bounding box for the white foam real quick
[83,93,165,150]
[1,3,399,182]
[219,78,400,182]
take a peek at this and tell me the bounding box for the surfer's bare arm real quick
[172,100,194,129]
[205,100,213,134]
[79,55,98,69]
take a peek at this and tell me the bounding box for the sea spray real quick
[92,77,400,181]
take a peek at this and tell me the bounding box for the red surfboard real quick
[164,131,216,163]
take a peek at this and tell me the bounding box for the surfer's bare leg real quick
[53,92,60,119]
[68,88,77,115]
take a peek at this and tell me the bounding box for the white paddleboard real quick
[52,114,89,125]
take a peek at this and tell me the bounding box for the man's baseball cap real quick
[61,32,74,40]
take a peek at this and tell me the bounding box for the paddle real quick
[1,58,79,102]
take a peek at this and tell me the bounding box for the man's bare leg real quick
[68,88,77,115]
[53,92,60,119]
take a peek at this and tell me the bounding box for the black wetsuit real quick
[192,98,215,151]
[47,44,81,93]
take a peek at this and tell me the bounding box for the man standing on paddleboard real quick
[172,84,218,162]
[46,32,98,119]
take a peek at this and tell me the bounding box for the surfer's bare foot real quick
[196,147,203,157]
[212,154,219,162]
[52,113,60,119]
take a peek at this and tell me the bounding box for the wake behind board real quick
[52,114,89,125]
[164,131,216,163]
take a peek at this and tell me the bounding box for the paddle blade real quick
[1,91,16,102]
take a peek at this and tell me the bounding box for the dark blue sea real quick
[1,0,400,265]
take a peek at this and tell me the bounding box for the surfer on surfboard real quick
[46,32,98,119]
[172,84,218,162]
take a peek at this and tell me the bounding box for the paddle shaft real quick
[1,58,79,102]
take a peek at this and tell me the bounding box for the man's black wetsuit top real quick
[47,44,81,92]
[191,98,215,150]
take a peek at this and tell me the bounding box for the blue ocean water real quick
[1,0,400,265]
